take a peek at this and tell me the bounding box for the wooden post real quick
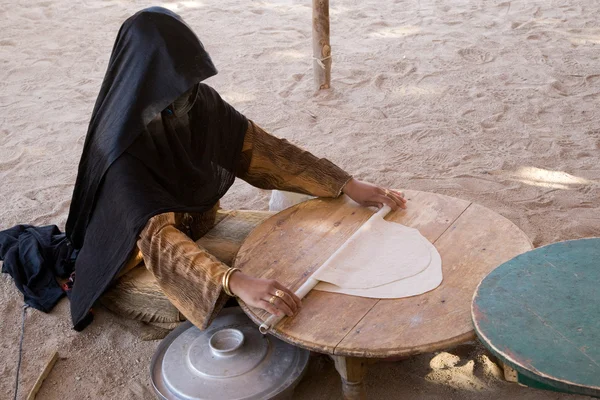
[312,0,331,90]
[332,356,368,400]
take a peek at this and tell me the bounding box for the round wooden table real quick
[472,238,600,398]
[234,190,533,399]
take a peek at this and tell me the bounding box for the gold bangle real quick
[228,268,240,296]
[223,268,234,296]
[223,268,240,297]
[222,268,232,296]
[225,268,237,296]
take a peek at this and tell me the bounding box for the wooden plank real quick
[236,191,470,354]
[336,203,532,357]
[312,0,331,89]
[27,351,58,400]
[473,238,600,398]
[387,190,470,242]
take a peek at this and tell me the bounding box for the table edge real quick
[234,191,534,358]
[471,238,600,396]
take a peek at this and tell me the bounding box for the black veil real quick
[66,7,247,329]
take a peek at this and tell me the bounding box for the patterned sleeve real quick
[137,212,230,329]
[237,121,353,197]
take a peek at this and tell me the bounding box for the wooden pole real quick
[312,0,331,90]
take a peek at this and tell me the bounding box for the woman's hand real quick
[342,178,407,210]
[228,272,302,317]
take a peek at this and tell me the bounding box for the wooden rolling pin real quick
[259,205,392,334]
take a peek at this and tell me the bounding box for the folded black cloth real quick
[0,225,75,312]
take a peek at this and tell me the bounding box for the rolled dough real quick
[314,239,442,298]
[312,207,443,298]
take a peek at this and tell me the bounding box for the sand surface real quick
[1,0,599,398]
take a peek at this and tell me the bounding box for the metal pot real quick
[150,307,309,400]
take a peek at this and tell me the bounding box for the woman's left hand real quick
[342,178,407,210]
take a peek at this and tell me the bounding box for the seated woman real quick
[62,7,406,331]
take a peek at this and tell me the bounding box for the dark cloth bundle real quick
[0,225,75,312]
[0,7,248,330]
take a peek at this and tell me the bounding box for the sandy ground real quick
[1,0,599,398]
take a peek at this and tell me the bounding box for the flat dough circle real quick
[315,239,442,298]
[313,213,443,298]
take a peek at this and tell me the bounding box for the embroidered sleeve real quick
[137,212,229,329]
[237,121,352,197]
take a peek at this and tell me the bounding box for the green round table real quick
[472,238,600,398]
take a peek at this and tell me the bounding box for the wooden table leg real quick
[332,356,367,400]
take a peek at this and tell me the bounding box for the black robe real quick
[1,7,248,330]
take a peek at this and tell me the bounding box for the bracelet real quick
[222,268,240,297]
[222,268,233,296]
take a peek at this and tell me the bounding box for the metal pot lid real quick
[151,307,310,400]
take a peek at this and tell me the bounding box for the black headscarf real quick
[66,7,247,330]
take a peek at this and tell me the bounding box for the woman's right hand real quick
[228,272,302,317]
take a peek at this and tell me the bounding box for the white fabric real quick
[269,190,314,212]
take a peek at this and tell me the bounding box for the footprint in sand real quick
[391,60,417,76]
[586,128,600,138]
[549,75,586,96]
[372,74,387,89]
[278,73,305,98]
[0,150,24,172]
[457,47,495,64]
[585,74,600,85]
[559,54,594,75]
[497,1,511,12]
